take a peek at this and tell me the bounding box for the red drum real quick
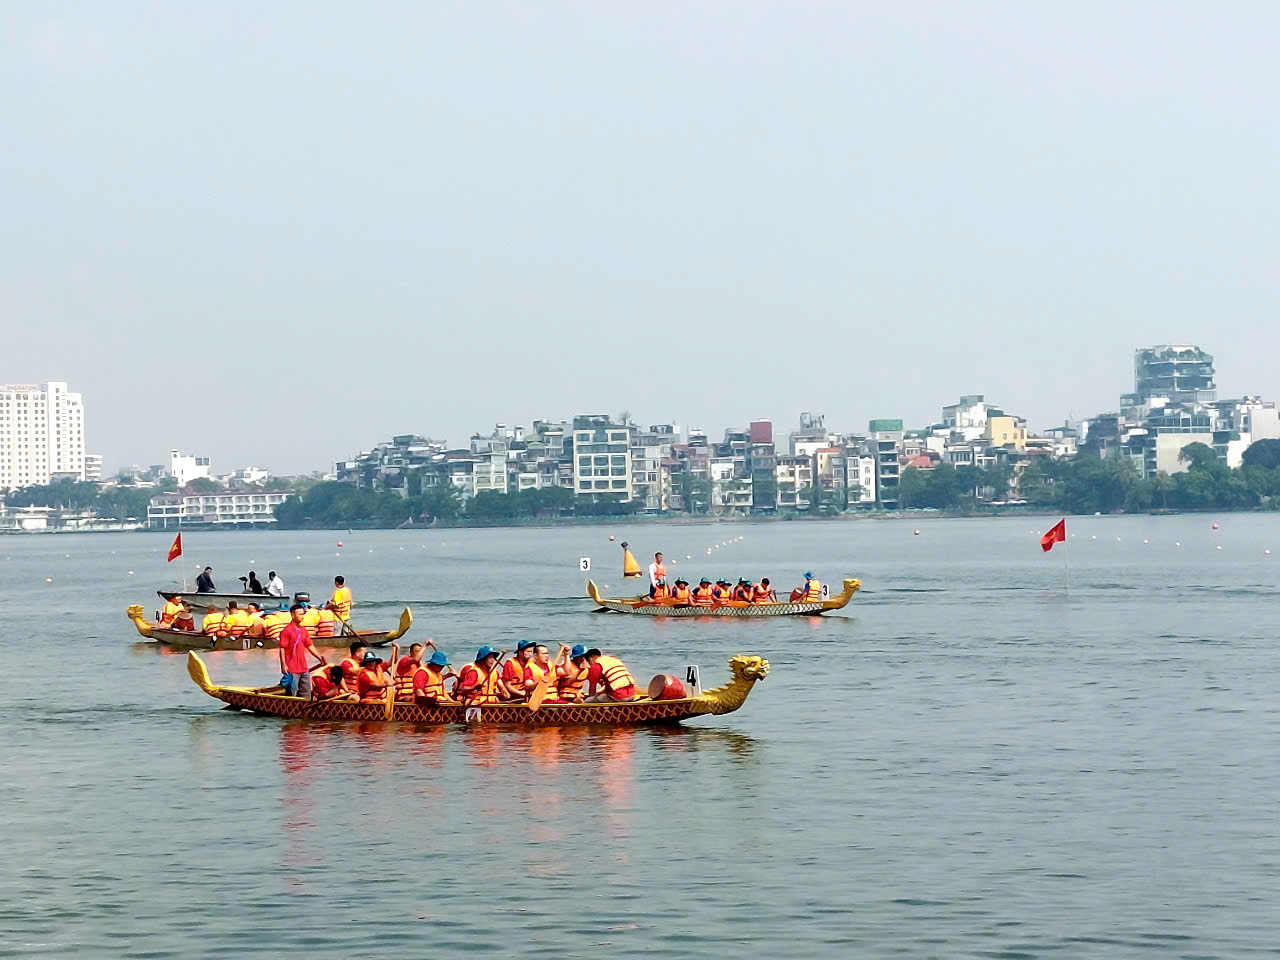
[647,674,687,700]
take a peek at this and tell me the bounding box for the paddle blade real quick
[527,679,552,713]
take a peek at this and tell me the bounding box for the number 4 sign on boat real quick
[684,665,701,697]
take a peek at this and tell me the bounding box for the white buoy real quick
[1091,535,1097,540]
[913,529,920,536]
[1143,539,1149,544]
[686,555,692,560]
[1216,545,1223,550]
[45,577,52,582]
[1175,541,1182,547]
[368,549,373,553]
[1266,549,1272,555]
[296,555,301,560]
[128,570,134,575]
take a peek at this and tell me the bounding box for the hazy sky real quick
[3,3,1277,474]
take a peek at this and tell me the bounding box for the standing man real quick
[266,571,285,598]
[330,576,353,622]
[279,603,325,698]
[195,566,215,593]
[647,552,667,599]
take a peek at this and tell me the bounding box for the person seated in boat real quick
[300,602,322,640]
[393,643,427,703]
[789,572,823,603]
[731,579,752,603]
[415,651,457,706]
[223,601,250,639]
[196,566,215,593]
[670,579,692,605]
[239,570,265,594]
[523,644,556,701]
[647,552,667,598]
[159,595,191,629]
[356,649,395,703]
[314,602,339,639]
[501,640,537,701]
[710,580,732,605]
[330,575,353,621]
[243,602,266,639]
[266,571,286,598]
[202,605,227,639]
[310,664,350,701]
[455,646,502,705]
[555,644,590,702]
[261,608,291,646]
[753,578,777,604]
[584,649,638,702]
[690,578,716,606]
[339,640,369,696]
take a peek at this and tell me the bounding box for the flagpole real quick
[1063,519,1069,597]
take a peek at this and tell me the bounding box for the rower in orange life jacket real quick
[710,581,731,604]
[584,648,637,702]
[670,579,692,604]
[753,578,777,604]
[731,580,752,602]
[355,649,395,702]
[691,578,716,606]
[456,646,502,705]
[414,650,456,704]
[555,644,590,702]
[522,644,556,701]
[201,606,227,638]
[502,640,538,700]
[393,643,428,702]
[647,552,667,599]
[338,640,369,696]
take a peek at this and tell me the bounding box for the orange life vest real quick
[804,579,823,602]
[524,661,553,698]
[558,661,589,701]
[357,666,389,702]
[710,586,729,604]
[417,667,451,702]
[160,600,184,626]
[653,562,666,583]
[594,655,635,694]
[201,612,226,637]
[459,661,499,705]
[732,586,750,602]
[753,585,774,604]
[339,656,362,694]
[315,608,337,638]
[331,586,353,620]
[652,583,670,601]
[393,658,420,702]
[691,587,715,606]
[672,585,691,603]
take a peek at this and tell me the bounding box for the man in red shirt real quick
[279,603,325,699]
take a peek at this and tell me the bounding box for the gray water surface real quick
[2,516,1278,958]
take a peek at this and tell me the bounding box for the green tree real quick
[1177,442,1218,471]
[186,477,221,494]
[1242,438,1280,471]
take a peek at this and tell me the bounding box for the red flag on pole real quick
[167,533,183,563]
[1040,519,1066,552]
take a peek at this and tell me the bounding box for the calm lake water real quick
[2,516,1279,958]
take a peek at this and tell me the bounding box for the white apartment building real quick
[147,490,294,528]
[169,450,211,486]
[0,381,86,490]
[84,454,104,482]
[571,416,633,501]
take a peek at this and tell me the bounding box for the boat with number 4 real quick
[186,651,769,726]
[126,605,412,650]
[587,577,860,616]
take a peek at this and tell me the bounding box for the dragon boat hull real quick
[186,651,769,726]
[127,605,412,650]
[157,590,291,612]
[587,577,860,616]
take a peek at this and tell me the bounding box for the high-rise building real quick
[571,415,633,502]
[1121,345,1216,416]
[0,381,86,490]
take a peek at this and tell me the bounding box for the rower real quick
[647,552,667,599]
[202,604,227,639]
[393,643,428,703]
[311,664,349,701]
[455,646,502,705]
[244,602,266,639]
[710,580,731,605]
[753,578,777,604]
[159,595,188,628]
[262,608,291,646]
[584,649,638,702]
[690,577,715,606]
[670,579,692,605]
[224,601,250,639]
[339,640,369,696]
[731,579,752,603]
[415,651,457,705]
[196,566,215,593]
[502,640,537,701]
[355,649,395,703]
[523,644,555,701]
[330,576,353,621]
[300,602,322,640]
[555,644,590,702]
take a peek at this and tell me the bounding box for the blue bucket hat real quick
[428,650,448,667]
[516,639,537,652]
[476,645,500,661]
[570,644,587,659]
[804,571,814,579]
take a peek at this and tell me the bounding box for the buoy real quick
[1091,535,1097,540]
[913,529,920,536]
[608,535,615,541]
[296,555,301,560]
[1266,549,1272,555]
[1216,545,1223,550]
[1175,541,1181,547]
[45,577,52,582]
[1212,523,1219,530]
[622,547,642,578]
[128,570,134,575]
[1143,539,1149,544]
[337,540,343,547]
[686,555,692,560]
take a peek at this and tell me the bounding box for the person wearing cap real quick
[731,579,752,603]
[555,644,590,702]
[753,578,777,604]
[356,646,398,703]
[456,647,502,705]
[523,644,555,701]
[670,579,692,604]
[339,640,369,696]
[584,648,638,702]
[710,580,731,605]
[393,643,428,702]
[414,650,457,705]
[280,603,326,699]
[501,640,537,701]
[159,594,189,628]
[791,572,822,602]
[690,578,715,607]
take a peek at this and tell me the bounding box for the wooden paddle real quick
[527,677,552,713]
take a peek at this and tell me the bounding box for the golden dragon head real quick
[729,655,770,682]
[127,604,145,620]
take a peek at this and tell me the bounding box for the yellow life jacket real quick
[595,655,635,693]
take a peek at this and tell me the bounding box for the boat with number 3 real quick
[587,577,860,616]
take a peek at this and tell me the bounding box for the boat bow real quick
[127,604,156,638]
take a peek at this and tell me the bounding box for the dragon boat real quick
[186,651,769,726]
[587,577,860,616]
[157,590,292,612]
[127,605,412,650]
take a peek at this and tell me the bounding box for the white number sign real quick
[579,557,591,572]
[465,707,482,724]
[820,584,829,599]
[684,664,701,696]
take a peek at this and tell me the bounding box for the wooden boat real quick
[157,590,292,612]
[186,651,769,726]
[127,604,412,650]
[587,577,860,616]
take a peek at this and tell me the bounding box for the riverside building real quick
[0,381,86,490]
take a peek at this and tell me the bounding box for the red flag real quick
[1040,519,1066,552]
[167,533,183,563]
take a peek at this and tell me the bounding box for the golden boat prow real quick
[126,604,412,650]
[186,651,770,726]
[586,577,861,616]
